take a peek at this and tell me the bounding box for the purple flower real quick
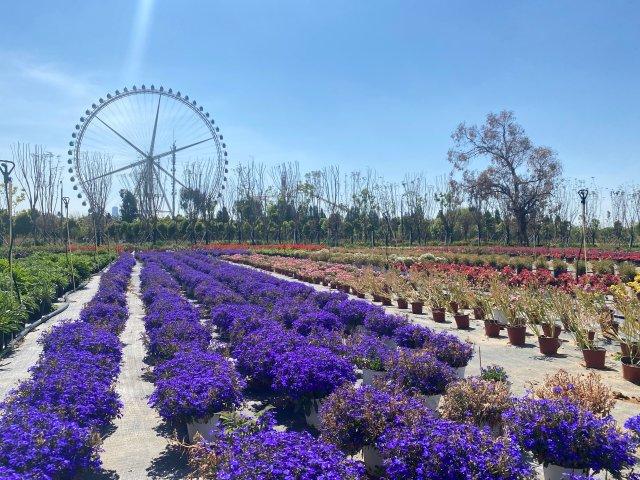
[319,384,432,454]
[423,331,474,368]
[349,333,393,371]
[293,310,343,336]
[364,311,409,338]
[378,415,533,479]
[150,351,245,423]
[273,344,356,399]
[0,401,99,479]
[503,397,636,474]
[197,428,365,479]
[393,324,433,348]
[385,349,455,396]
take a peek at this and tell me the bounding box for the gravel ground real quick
[94,262,189,480]
[0,272,102,400]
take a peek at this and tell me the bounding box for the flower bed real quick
[0,253,134,479]
[141,250,639,478]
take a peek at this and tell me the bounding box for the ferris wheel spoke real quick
[149,96,161,157]
[94,115,148,158]
[85,158,147,183]
[150,137,214,162]
[153,161,188,189]
[152,166,173,215]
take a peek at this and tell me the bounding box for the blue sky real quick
[1,0,639,208]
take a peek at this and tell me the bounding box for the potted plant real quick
[191,424,365,478]
[272,344,356,429]
[385,349,456,409]
[533,369,616,417]
[319,384,431,475]
[407,271,428,314]
[349,333,393,386]
[386,270,413,310]
[611,287,640,384]
[469,289,490,320]
[522,288,560,355]
[378,415,533,479]
[567,291,609,370]
[447,275,471,329]
[423,331,474,378]
[440,377,513,436]
[503,397,636,480]
[491,283,526,346]
[149,351,245,442]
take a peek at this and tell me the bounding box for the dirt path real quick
[235,262,640,425]
[0,273,102,400]
[95,262,189,480]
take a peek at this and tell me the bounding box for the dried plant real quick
[567,291,608,349]
[489,281,524,326]
[534,369,615,417]
[385,270,415,301]
[440,378,513,429]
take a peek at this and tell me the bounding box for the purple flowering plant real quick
[349,333,393,371]
[149,351,245,423]
[503,397,636,475]
[272,344,356,399]
[385,349,456,396]
[378,415,534,480]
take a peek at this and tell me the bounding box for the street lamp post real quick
[62,196,75,290]
[1,160,18,301]
[577,188,589,279]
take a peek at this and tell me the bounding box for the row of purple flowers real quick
[143,251,640,479]
[0,253,135,479]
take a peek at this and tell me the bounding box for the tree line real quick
[2,111,639,248]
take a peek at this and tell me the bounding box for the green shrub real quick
[618,262,638,283]
[592,260,614,275]
[534,256,548,270]
[552,259,568,277]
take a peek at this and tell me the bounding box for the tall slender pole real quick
[171,142,176,219]
[62,196,75,290]
[577,189,589,279]
[1,160,18,302]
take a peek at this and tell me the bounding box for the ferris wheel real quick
[68,84,229,219]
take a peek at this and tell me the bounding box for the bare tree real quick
[77,152,113,245]
[11,143,45,241]
[37,154,62,241]
[448,111,562,245]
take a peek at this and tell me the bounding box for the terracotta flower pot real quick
[454,313,470,329]
[620,342,640,359]
[542,323,562,338]
[582,348,606,369]
[473,307,485,320]
[411,301,423,314]
[432,307,446,323]
[484,320,502,338]
[621,357,640,384]
[538,336,561,355]
[587,330,595,341]
[449,301,459,314]
[381,297,392,306]
[372,294,382,303]
[506,325,526,346]
[396,298,408,309]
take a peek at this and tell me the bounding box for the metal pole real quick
[577,189,589,278]
[1,160,18,301]
[62,196,75,290]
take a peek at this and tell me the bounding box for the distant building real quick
[111,206,120,218]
